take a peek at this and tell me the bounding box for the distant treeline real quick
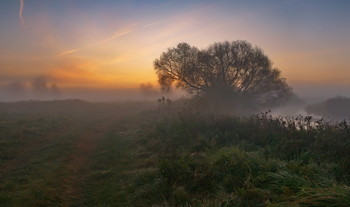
[306,96,350,119]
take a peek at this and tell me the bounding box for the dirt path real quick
[60,116,118,206]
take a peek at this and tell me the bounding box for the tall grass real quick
[132,110,350,206]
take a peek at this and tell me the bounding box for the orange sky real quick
[1,0,350,94]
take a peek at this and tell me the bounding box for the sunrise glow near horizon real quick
[1,0,350,98]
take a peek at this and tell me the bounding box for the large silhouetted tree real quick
[154,40,292,109]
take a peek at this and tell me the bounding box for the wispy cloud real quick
[143,20,166,28]
[19,0,25,28]
[55,49,80,58]
[98,29,133,44]
[55,26,134,58]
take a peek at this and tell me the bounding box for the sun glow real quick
[0,0,348,96]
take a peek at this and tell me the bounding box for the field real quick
[1,100,350,206]
[0,100,153,206]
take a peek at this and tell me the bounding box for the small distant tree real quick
[139,82,157,96]
[154,40,292,110]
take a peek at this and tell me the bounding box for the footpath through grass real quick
[80,116,142,206]
[0,100,152,206]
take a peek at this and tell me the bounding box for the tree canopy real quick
[154,40,292,109]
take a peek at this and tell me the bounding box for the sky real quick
[0,0,350,100]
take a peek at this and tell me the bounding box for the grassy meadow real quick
[0,100,350,206]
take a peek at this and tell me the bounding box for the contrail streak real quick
[143,20,165,28]
[55,49,80,58]
[55,28,134,58]
[99,30,133,44]
[19,0,25,27]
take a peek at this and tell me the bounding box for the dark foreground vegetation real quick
[1,100,350,206]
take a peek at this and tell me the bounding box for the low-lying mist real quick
[0,77,183,102]
[1,78,350,121]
